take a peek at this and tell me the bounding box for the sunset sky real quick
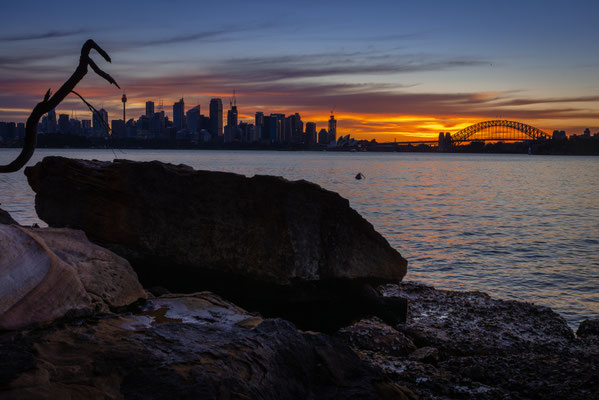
[1,0,598,141]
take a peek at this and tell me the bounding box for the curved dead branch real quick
[0,40,119,173]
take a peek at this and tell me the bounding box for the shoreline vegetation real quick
[1,157,598,398]
[1,133,599,155]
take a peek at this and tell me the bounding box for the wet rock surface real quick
[0,293,400,400]
[338,282,599,399]
[25,156,407,331]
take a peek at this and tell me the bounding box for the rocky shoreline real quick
[1,157,598,399]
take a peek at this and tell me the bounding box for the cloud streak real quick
[0,29,89,41]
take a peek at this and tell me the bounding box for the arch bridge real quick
[450,120,549,144]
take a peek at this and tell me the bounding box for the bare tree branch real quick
[0,40,120,173]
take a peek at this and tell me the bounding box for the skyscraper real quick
[209,98,223,138]
[93,109,108,135]
[305,122,317,144]
[328,114,337,143]
[173,98,185,131]
[270,113,285,143]
[47,109,57,133]
[227,105,238,128]
[186,106,201,133]
[145,101,154,118]
[254,112,264,142]
[58,114,70,134]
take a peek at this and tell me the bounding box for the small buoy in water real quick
[355,173,365,180]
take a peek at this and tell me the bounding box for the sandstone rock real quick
[25,156,408,330]
[30,227,147,310]
[0,207,18,225]
[0,293,402,399]
[0,224,146,330]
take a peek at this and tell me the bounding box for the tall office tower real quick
[93,108,109,135]
[145,101,155,118]
[186,106,201,133]
[318,128,329,144]
[209,98,223,138]
[58,114,70,134]
[255,112,264,141]
[173,98,185,131]
[227,106,238,128]
[149,111,166,138]
[47,109,57,133]
[305,122,317,144]
[111,120,126,136]
[286,113,303,143]
[328,113,337,143]
[270,113,285,143]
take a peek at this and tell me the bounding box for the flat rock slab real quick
[25,156,407,286]
[0,293,403,399]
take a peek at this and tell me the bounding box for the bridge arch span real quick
[452,120,549,144]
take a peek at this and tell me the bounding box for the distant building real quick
[270,113,285,143]
[328,114,337,144]
[286,113,303,143]
[69,119,81,135]
[145,101,155,118]
[58,114,70,134]
[93,108,108,135]
[209,98,223,138]
[173,98,185,131]
[16,122,25,139]
[186,106,201,133]
[47,109,57,133]
[318,128,329,144]
[150,111,166,138]
[111,120,126,137]
[552,130,567,140]
[227,101,238,128]
[305,122,317,144]
[583,128,591,137]
[255,112,264,142]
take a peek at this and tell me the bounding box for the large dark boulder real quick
[25,157,408,330]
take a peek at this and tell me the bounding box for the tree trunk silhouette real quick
[0,40,119,173]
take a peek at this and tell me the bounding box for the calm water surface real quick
[1,149,598,329]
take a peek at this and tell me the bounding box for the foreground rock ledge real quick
[25,157,408,330]
[0,292,405,400]
[0,223,146,330]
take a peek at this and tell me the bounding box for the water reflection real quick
[0,149,597,328]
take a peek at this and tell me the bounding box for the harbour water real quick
[1,148,597,329]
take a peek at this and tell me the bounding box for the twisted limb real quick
[0,40,119,173]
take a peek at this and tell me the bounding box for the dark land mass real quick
[1,134,599,154]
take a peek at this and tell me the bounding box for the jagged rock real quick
[25,156,408,331]
[0,224,146,330]
[0,292,402,399]
[577,319,599,337]
[338,317,416,356]
[409,346,439,364]
[0,207,18,225]
[352,282,599,399]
